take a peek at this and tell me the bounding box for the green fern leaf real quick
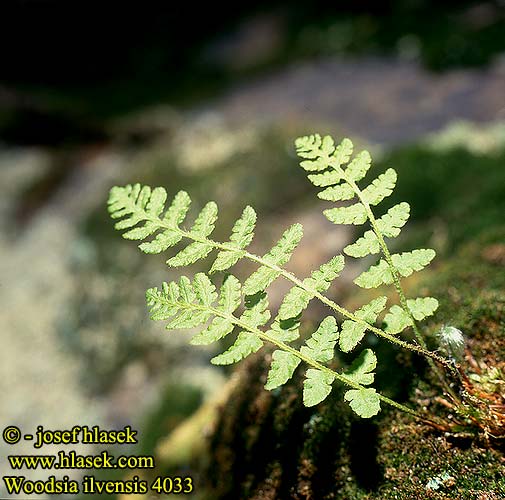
[354,260,390,289]
[190,317,234,345]
[178,275,196,303]
[393,248,436,277]
[354,249,436,289]
[344,388,380,418]
[190,275,241,344]
[210,252,240,274]
[278,256,344,320]
[145,186,168,216]
[146,283,179,321]
[324,204,368,225]
[210,206,256,273]
[211,332,263,365]
[265,350,301,390]
[165,202,217,266]
[361,168,397,205]
[277,287,311,321]
[300,316,339,363]
[122,222,158,240]
[297,136,352,182]
[383,305,411,334]
[267,316,300,342]
[107,184,134,217]
[344,202,410,258]
[108,184,144,227]
[345,150,372,182]
[243,224,303,295]
[408,297,439,320]
[166,242,213,266]
[163,190,192,224]
[218,275,242,313]
[331,137,354,168]
[166,309,212,329]
[140,190,192,254]
[189,201,218,237]
[377,202,410,237]
[303,369,335,406]
[241,292,271,328]
[229,205,256,247]
[339,297,387,352]
[108,185,146,229]
[295,134,335,170]
[343,230,379,258]
[308,170,345,187]
[139,230,182,254]
[193,273,217,306]
[383,297,439,334]
[344,349,377,385]
[318,183,355,202]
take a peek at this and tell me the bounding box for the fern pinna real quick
[108,135,454,420]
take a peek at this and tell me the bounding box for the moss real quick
[375,413,505,499]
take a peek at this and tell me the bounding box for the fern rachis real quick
[108,134,461,421]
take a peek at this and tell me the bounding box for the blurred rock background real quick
[0,1,504,498]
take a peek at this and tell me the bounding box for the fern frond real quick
[211,332,263,365]
[344,388,380,418]
[384,297,439,334]
[278,255,344,320]
[295,134,353,172]
[210,206,256,273]
[360,168,397,205]
[243,224,303,295]
[265,350,301,390]
[354,249,436,289]
[318,183,355,202]
[300,316,339,363]
[344,349,377,385]
[324,203,368,225]
[345,150,372,182]
[303,369,335,407]
[339,297,388,352]
[295,136,444,367]
[343,202,410,258]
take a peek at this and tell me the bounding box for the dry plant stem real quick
[346,177,462,404]
[142,213,454,370]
